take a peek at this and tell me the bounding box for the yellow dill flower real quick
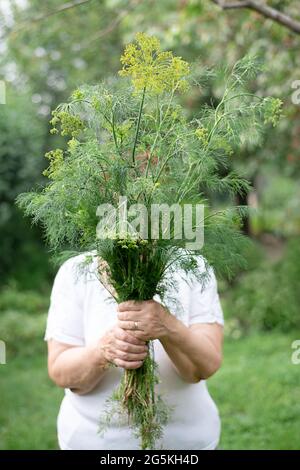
[43,149,64,179]
[71,89,85,100]
[50,110,84,137]
[119,32,190,94]
[195,127,209,147]
[67,138,79,152]
[263,97,283,127]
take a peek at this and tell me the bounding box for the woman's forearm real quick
[48,342,109,395]
[48,326,149,394]
[160,314,222,383]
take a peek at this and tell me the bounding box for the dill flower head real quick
[263,97,283,127]
[119,32,190,94]
[50,110,84,137]
[43,149,64,179]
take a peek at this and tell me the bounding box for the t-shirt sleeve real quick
[187,267,224,327]
[44,258,85,346]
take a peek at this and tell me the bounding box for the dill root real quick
[121,354,159,450]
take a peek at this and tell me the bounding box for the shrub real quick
[224,237,300,332]
[0,285,49,357]
[0,310,47,357]
[0,284,50,315]
[0,90,50,286]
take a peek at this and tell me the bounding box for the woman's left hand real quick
[117,300,170,341]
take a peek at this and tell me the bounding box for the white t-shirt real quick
[45,253,224,450]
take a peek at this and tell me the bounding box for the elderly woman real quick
[45,253,224,450]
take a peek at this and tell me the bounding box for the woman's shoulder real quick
[56,251,98,284]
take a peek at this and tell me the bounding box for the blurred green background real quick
[0,0,300,450]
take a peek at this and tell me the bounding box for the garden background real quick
[0,0,300,450]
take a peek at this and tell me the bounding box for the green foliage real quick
[17,52,280,280]
[251,169,300,237]
[0,284,50,316]
[0,310,47,357]
[263,97,283,127]
[0,285,49,357]
[2,0,126,106]
[225,237,300,332]
[0,90,52,286]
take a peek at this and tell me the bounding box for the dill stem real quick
[132,86,146,165]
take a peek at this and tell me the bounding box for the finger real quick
[130,330,150,342]
[114,327,145,346]
[117,320,142,331]
[126,330,149,343]
[114,358,144,369]
[117,311,139,321]
[116,339,148,353]
[118,301,142,312]
[115,349,148,362]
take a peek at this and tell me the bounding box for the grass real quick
[0,353,63,450]
[209,331,300,450]
[0,331,299,449]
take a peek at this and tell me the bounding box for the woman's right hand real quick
[99,326,148,370]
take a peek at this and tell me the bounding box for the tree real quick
[210,1,300,34]
[0,89,51,285]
